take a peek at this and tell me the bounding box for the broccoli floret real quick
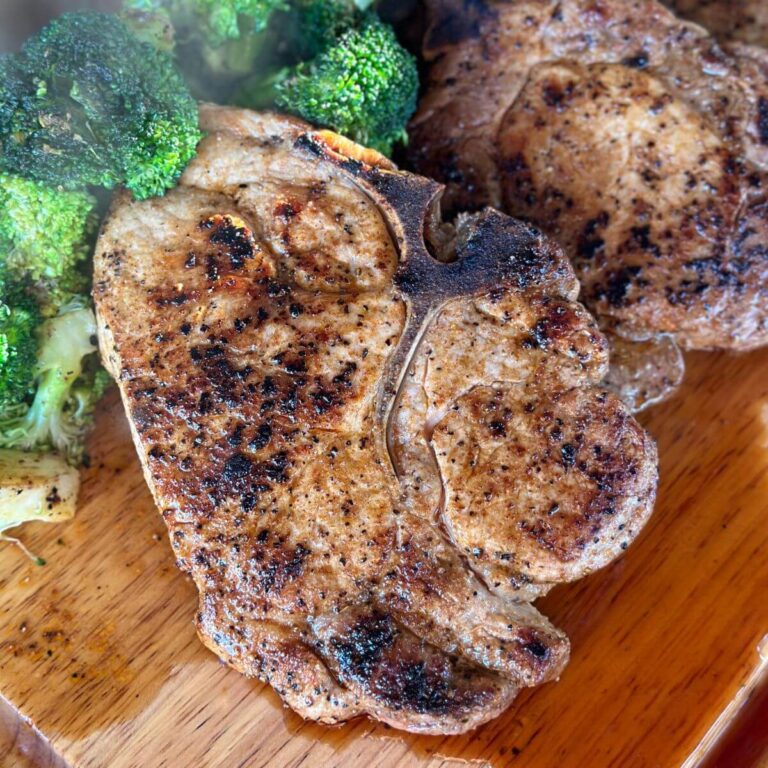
[0,12,201,200]
[0,301,103,463]
[291,0,359,59]
[0,173,96,311]
[0,285,92,556]
[0,286,40,413]
[273,15,418,155]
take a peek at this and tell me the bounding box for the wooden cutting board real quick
[1,347,767,768]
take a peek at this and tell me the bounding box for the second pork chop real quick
[409,0,768,409]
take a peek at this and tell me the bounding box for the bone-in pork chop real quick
[94,105,657,733]
[408,0,768,410]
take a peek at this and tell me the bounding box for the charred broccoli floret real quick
[0,11,201,200]
[0,176,108,463]
[0,291,102,558]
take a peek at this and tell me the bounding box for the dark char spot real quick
[332,613,396,682]
[621,51,649,69]
[223,453,253,482]
[759,97,768,146]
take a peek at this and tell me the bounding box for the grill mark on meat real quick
[331,612,397,681]
[629,225,662,260]
[325,610,502,716]
[200,214,259,273]
[152,288,199,307]
[594,266,642,308]
[542,80,576,109]
[576,212,610,261]
[621,51,650,69]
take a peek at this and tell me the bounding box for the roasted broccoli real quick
[0,196,106,553]
[0,299,102,463]
[0,11,201,200]
[0,285,105,556]
[0,174,107,463]
[273,15,418,154]
[0,286,40,413]
[122,0,414,153]
[0,174,96,311]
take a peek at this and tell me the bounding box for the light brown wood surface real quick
[1,348,767,768]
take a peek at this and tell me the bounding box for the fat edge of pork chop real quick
[409,0,768,409]
[94,104,657,733]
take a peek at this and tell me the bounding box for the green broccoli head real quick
[0,285,40,413]
[291,0,359,59]
[0,11,202,200]
[274,15,419,155]
[0,173,96,311]
[0,300,107,463]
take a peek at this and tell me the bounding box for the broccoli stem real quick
[17,367,78,452]
[0,306,98,461]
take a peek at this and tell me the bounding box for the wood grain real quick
[0,347,767,768]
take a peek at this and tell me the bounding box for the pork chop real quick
[408,0,768,409]
[94,105,657,733]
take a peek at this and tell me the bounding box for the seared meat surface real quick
[94,105,657,733]
[667,0,768,46]
[409,0,768,408]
